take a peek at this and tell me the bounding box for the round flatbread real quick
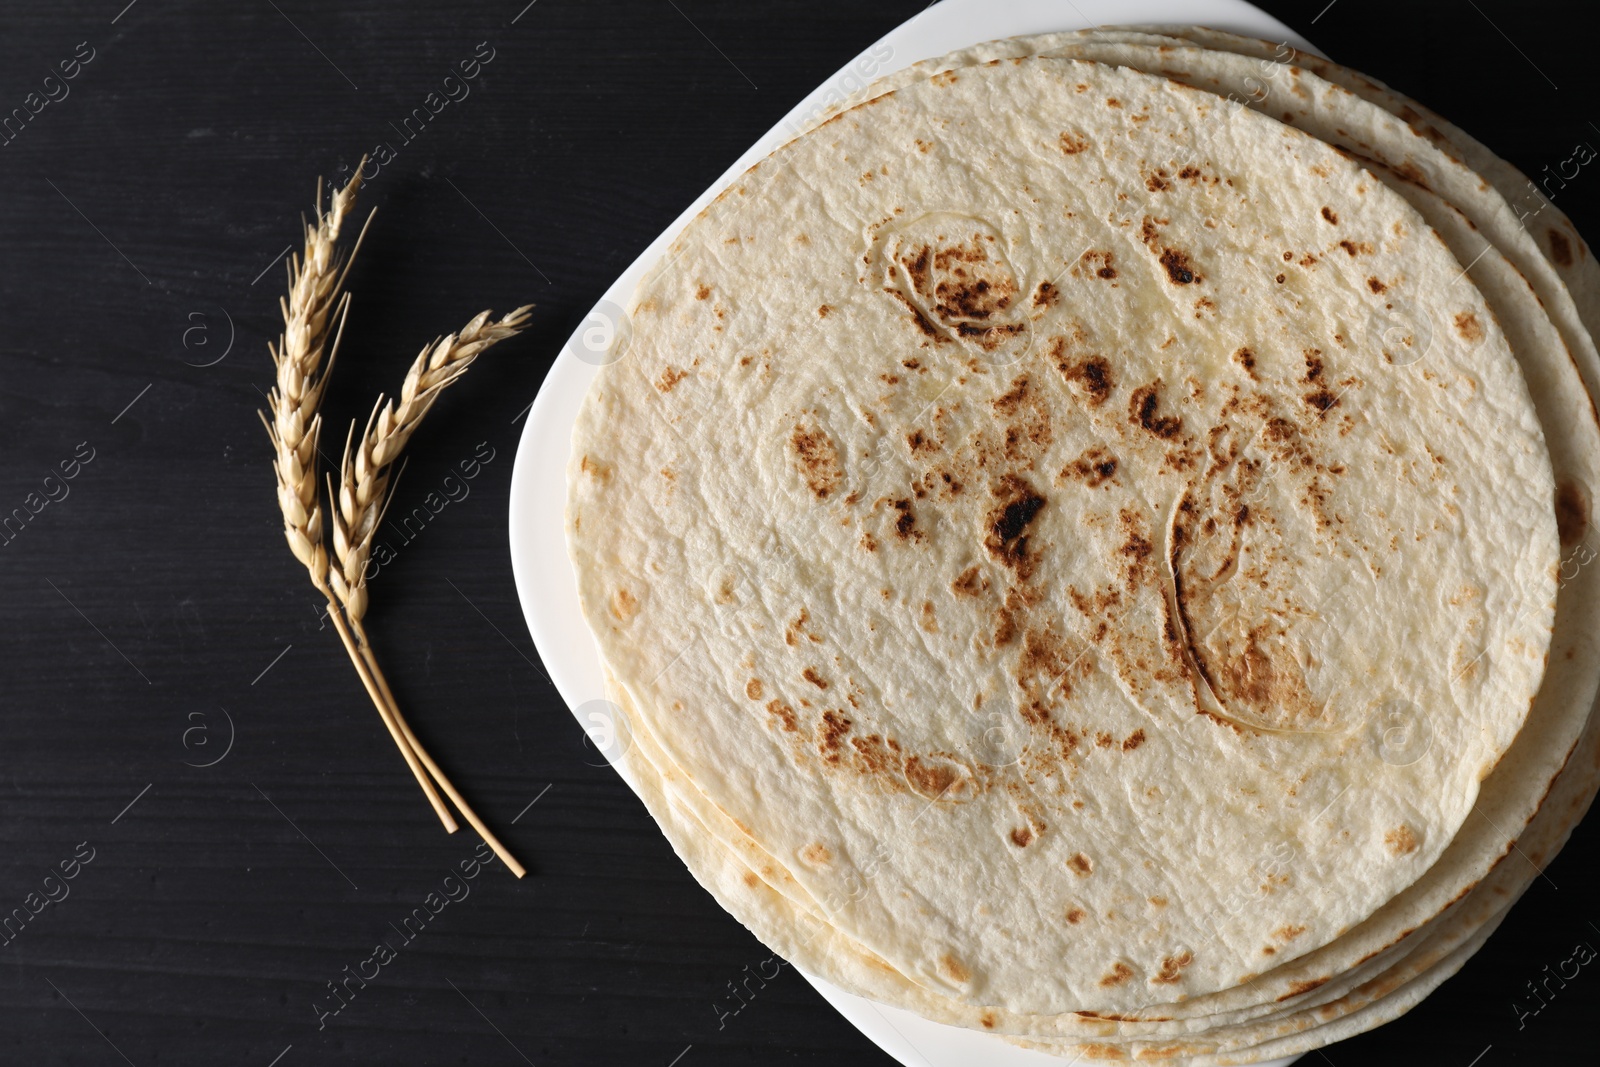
[568,54,1558,1014]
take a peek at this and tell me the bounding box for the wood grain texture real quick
[0,1,1595,1063]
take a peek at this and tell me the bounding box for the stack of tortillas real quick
[566,26,1600,1063]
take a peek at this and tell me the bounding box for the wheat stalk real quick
[328,307,534,877]
[329,307,533,627]
[261,165,460,834]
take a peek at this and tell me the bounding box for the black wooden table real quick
[1,1,1595,1063]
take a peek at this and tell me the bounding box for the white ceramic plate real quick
[509,2,1319,1062]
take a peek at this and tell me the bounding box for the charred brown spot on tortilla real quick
[1367,276,1388,294]
[1150,951,1194,984]
[984,477,1046,576]
[1016,623,1085,697]
[802,667,829,690]
[1262,417,1297,443]
[655,365,688,393]
[1233,347,1258,380]
[799,842,831,866]
[938,953,971,983]
[694,283,711,300]
[611,588,639,621]
[784,607,821,647]
[955,321,1025,347]
[1276,273,1287,284]
[1009,826,1034,847]
[992,375,1032,416]
[817,304,831,318]
[1078,249,1118,280]
[818,709,852,764]
[906,429,939,454]
[951,565,989,598]
[1390,161,1427,186]
[902,245,932,288]
[904,755,961,799]
[1068,852,1094,876]
[1123,730,1145,751]
[1273,924,1307,942]
[979,1012,997,1030]
[881,286,948,342]
[1454,312,1483,341]
[1277,977,1330,1002]
[745,678,764,700]
[1057,349,1115,406]
[889,498,922,541]
[1146,169,1172,192]
[849,734,898,776]
[1119,509,1155,587]
[991,605,1019,647]
[1337,239,1374,256]
[766,700,800,733]
[741,871,760,887]
[1032,281,1059,307]
[1556,480,1589,547]
[1139,215,1169,249]
[929,237,1018,321]
[1304,390,1339,414]
[1384,824,1419,855]
[1130,382,1183,439]
[791,424,843,499]
[1066,907,1086,924]
[1549,227,1574,267]
[1320,206,1338,224]
[1304,350,1324,382]
[1063,446,1118,488]
[1158,248,1200,284]
[1099,962,1133,987]
[1059,131,1090,154]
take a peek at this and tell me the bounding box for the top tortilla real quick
[567,55,1558,1013]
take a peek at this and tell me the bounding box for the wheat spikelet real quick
[263,168,371,584]
[329,306,534,628]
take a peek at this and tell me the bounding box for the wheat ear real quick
[329,307,535,878]
[261,166,458,833]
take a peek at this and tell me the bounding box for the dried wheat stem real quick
[326,306,535,875]
[359,650,527,878]
[322,594,461,833]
